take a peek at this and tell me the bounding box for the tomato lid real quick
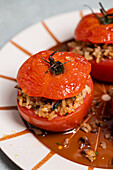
[75,7,113,44]
[17,50,91,100]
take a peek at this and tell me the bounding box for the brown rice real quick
[68,40,113,63]
[17,83,91,120]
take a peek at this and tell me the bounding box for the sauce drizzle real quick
[0,75,17,82]
[0,106,17,110]
[0,129,30,142]
[32,151,54,170]
[41,21,60,44]
[10,40,32,56]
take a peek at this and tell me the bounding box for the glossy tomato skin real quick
[74,8,113,82]
[90,58,113,82]
[75,8,113,44]
[17,50,91,100]
[17,77,93,132]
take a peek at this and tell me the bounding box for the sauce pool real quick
[30,40,113,169]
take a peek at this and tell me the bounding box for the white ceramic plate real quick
[0,9,108,170]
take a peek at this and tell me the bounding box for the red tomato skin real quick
[74,8,113,44]
[17,50,91,100]
[90,59,113,82]
[17,77,94,132]
[69,47,113,83]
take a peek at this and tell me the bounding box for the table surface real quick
[0,0,112,169]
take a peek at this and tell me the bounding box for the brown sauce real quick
[32,40,113,169]
[0,129,29,142]
[32,151,55,170]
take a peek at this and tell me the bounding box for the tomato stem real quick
[41,51,71,76]
[84,2,113,25]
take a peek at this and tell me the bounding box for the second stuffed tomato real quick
[68,3,113,82]
[16,50,93,132]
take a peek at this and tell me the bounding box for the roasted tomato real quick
[70,3,113,83]
[17,50,93,132]
[75,6,113,44]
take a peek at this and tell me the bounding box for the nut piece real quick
[101,94,111,101]
[82,148,97,162]
[105,133,113,141]
[79,136,90,149]
[99,141,106,149]
[63,138,69,147]
[30,127,43,135]
[91,129,98,133]
[80,123,91,133]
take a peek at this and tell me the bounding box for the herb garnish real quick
[95,151,98,155]
[51,100,62,111]
[41,51,71,76]
[64,113,68,116]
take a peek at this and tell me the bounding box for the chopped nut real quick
[82,148,97,162]
[80,123,91,133]
[27,122,43,135]
[91,129,98,133]
[105,133,113,141]
[79,136,90,149]
[105,133,111,139]
[99,141,106,149]
[30,127,43,135]
[101,94,111,102]
[63,138,69,147]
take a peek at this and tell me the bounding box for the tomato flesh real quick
[17,77,93,132]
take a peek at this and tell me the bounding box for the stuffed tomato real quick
[68,3,113,82]
[16,50,93,132]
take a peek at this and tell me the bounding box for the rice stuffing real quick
[17,84,91,120]
[68,40,113,63]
